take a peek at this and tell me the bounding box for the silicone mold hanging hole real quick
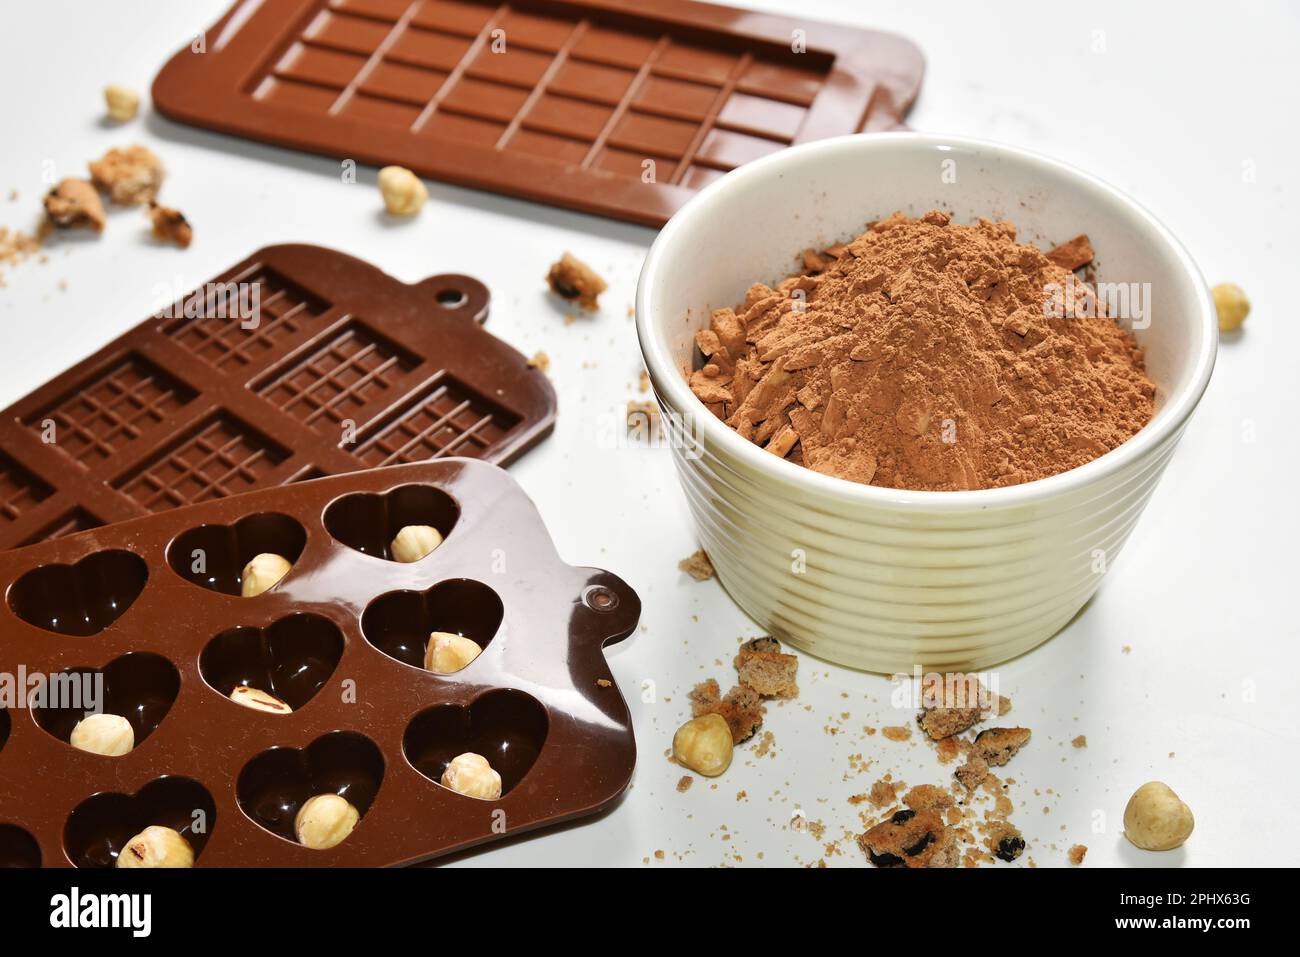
[63,776,217,868]
[322,484,459,560]
[33,652,180,750]
[236,731,384,845]
[200,613,344,712]
[403,688,548,797]
[360,579,503,669]
[7,549,148,637]
[166,512,307,596]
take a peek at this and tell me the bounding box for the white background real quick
[2,0,1297,868]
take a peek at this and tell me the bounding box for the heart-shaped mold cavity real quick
[200,613,344,712]
[33,652,180,753]
[64,776,216,868]
[7,549,148,636]
[0,824,41,868]
[236,731,384,846]
[323,484,459,560]
[403,689,548,798]
[361,579,503,670]
[167,512,307,596]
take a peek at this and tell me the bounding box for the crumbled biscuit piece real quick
[1068,844,1088,865]
[678,548,714,581]
[858,809,959,868]
[627,399,659,427]
[148,202,192,248]
[596,678,612,688]
[691,680,765,744]
[987,821,1026,862]
[955,754,989,790]
[1046,234,1095,271]
[917,673,997,740]
[676,775,693,793]
[546,252,607,310]
[733,636,781,668]
[90,145,165,205]
[44,178,106,232]
[1071,734,1087,748]
[736,648,798,699]
[527,350,549,371]
[903,784,955,813]
[868,779,898,808]
[882,725,912,742]
[971,727,1032,767]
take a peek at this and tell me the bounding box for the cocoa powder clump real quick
[687,211,1156,491]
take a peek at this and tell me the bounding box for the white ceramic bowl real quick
[636,133,1216,673]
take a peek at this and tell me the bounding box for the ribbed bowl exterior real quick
[663,407,1185,673]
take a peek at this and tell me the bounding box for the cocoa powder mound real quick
[687,211,1155,491]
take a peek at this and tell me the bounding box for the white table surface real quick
[2,0,1296,868]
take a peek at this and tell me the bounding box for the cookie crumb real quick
[546,252,606,310]
[89,144,165,205]
[987,821,1026,862]
[527,350,550,372]
[1071,734,1087,748]
[147,202,192,248]
[971,727,1032,767]
[676,775,693,793]
[44,179,105,232]
[859,809,958,868]
[678,549,714,581]
[735,646,798,699]
[882,725,912,742]
[1068,844,1087,865]
[917,673,998,740]
[596,678,612,688]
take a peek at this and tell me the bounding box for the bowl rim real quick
[635,131,1218,511]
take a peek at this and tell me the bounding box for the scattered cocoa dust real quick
[688,211,1155,491]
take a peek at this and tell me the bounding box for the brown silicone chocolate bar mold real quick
[0,244,556,551]
[0,458,640,866]
[151,0,924,226]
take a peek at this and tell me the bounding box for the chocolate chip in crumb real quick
[890,809,916,824]
[996,836,1026,862]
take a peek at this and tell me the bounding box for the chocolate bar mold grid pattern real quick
[0,462,638,866]
[253,0,826,191]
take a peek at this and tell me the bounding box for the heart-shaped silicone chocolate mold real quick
[323,484,459,560]
[33,652,180,753]
[0,824,41,868]
[361,579,502,670]
[7,549,148,636]
[403,689,548,798]
[64,776,217,868]
[236,731,384,846]
[166,512,307,596]
[199,613,344,712]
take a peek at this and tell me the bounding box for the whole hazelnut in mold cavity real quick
[441,752,503,800]
[241,552,291,597]
[424,632,482,674]
[390,524,443,563]
[116,826,194,868]
[229,685,292,714]
[69,712,135,756]
[295,793,360,850]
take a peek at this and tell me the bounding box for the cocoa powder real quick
[688,211,1155,491]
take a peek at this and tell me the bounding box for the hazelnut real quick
[441,752,502,800]
[241,552,291,597]
[424,632,482,674]
[229,685,292,714]
[390,524,443,563]
[378,165,427,216]
[116,825,194,868]
[103,84,140,121]
[1123,781,1194,851]
[672,714,733,777]
[295,793,360,850]
[1212,282,1250,332]
[69,712,134,756]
